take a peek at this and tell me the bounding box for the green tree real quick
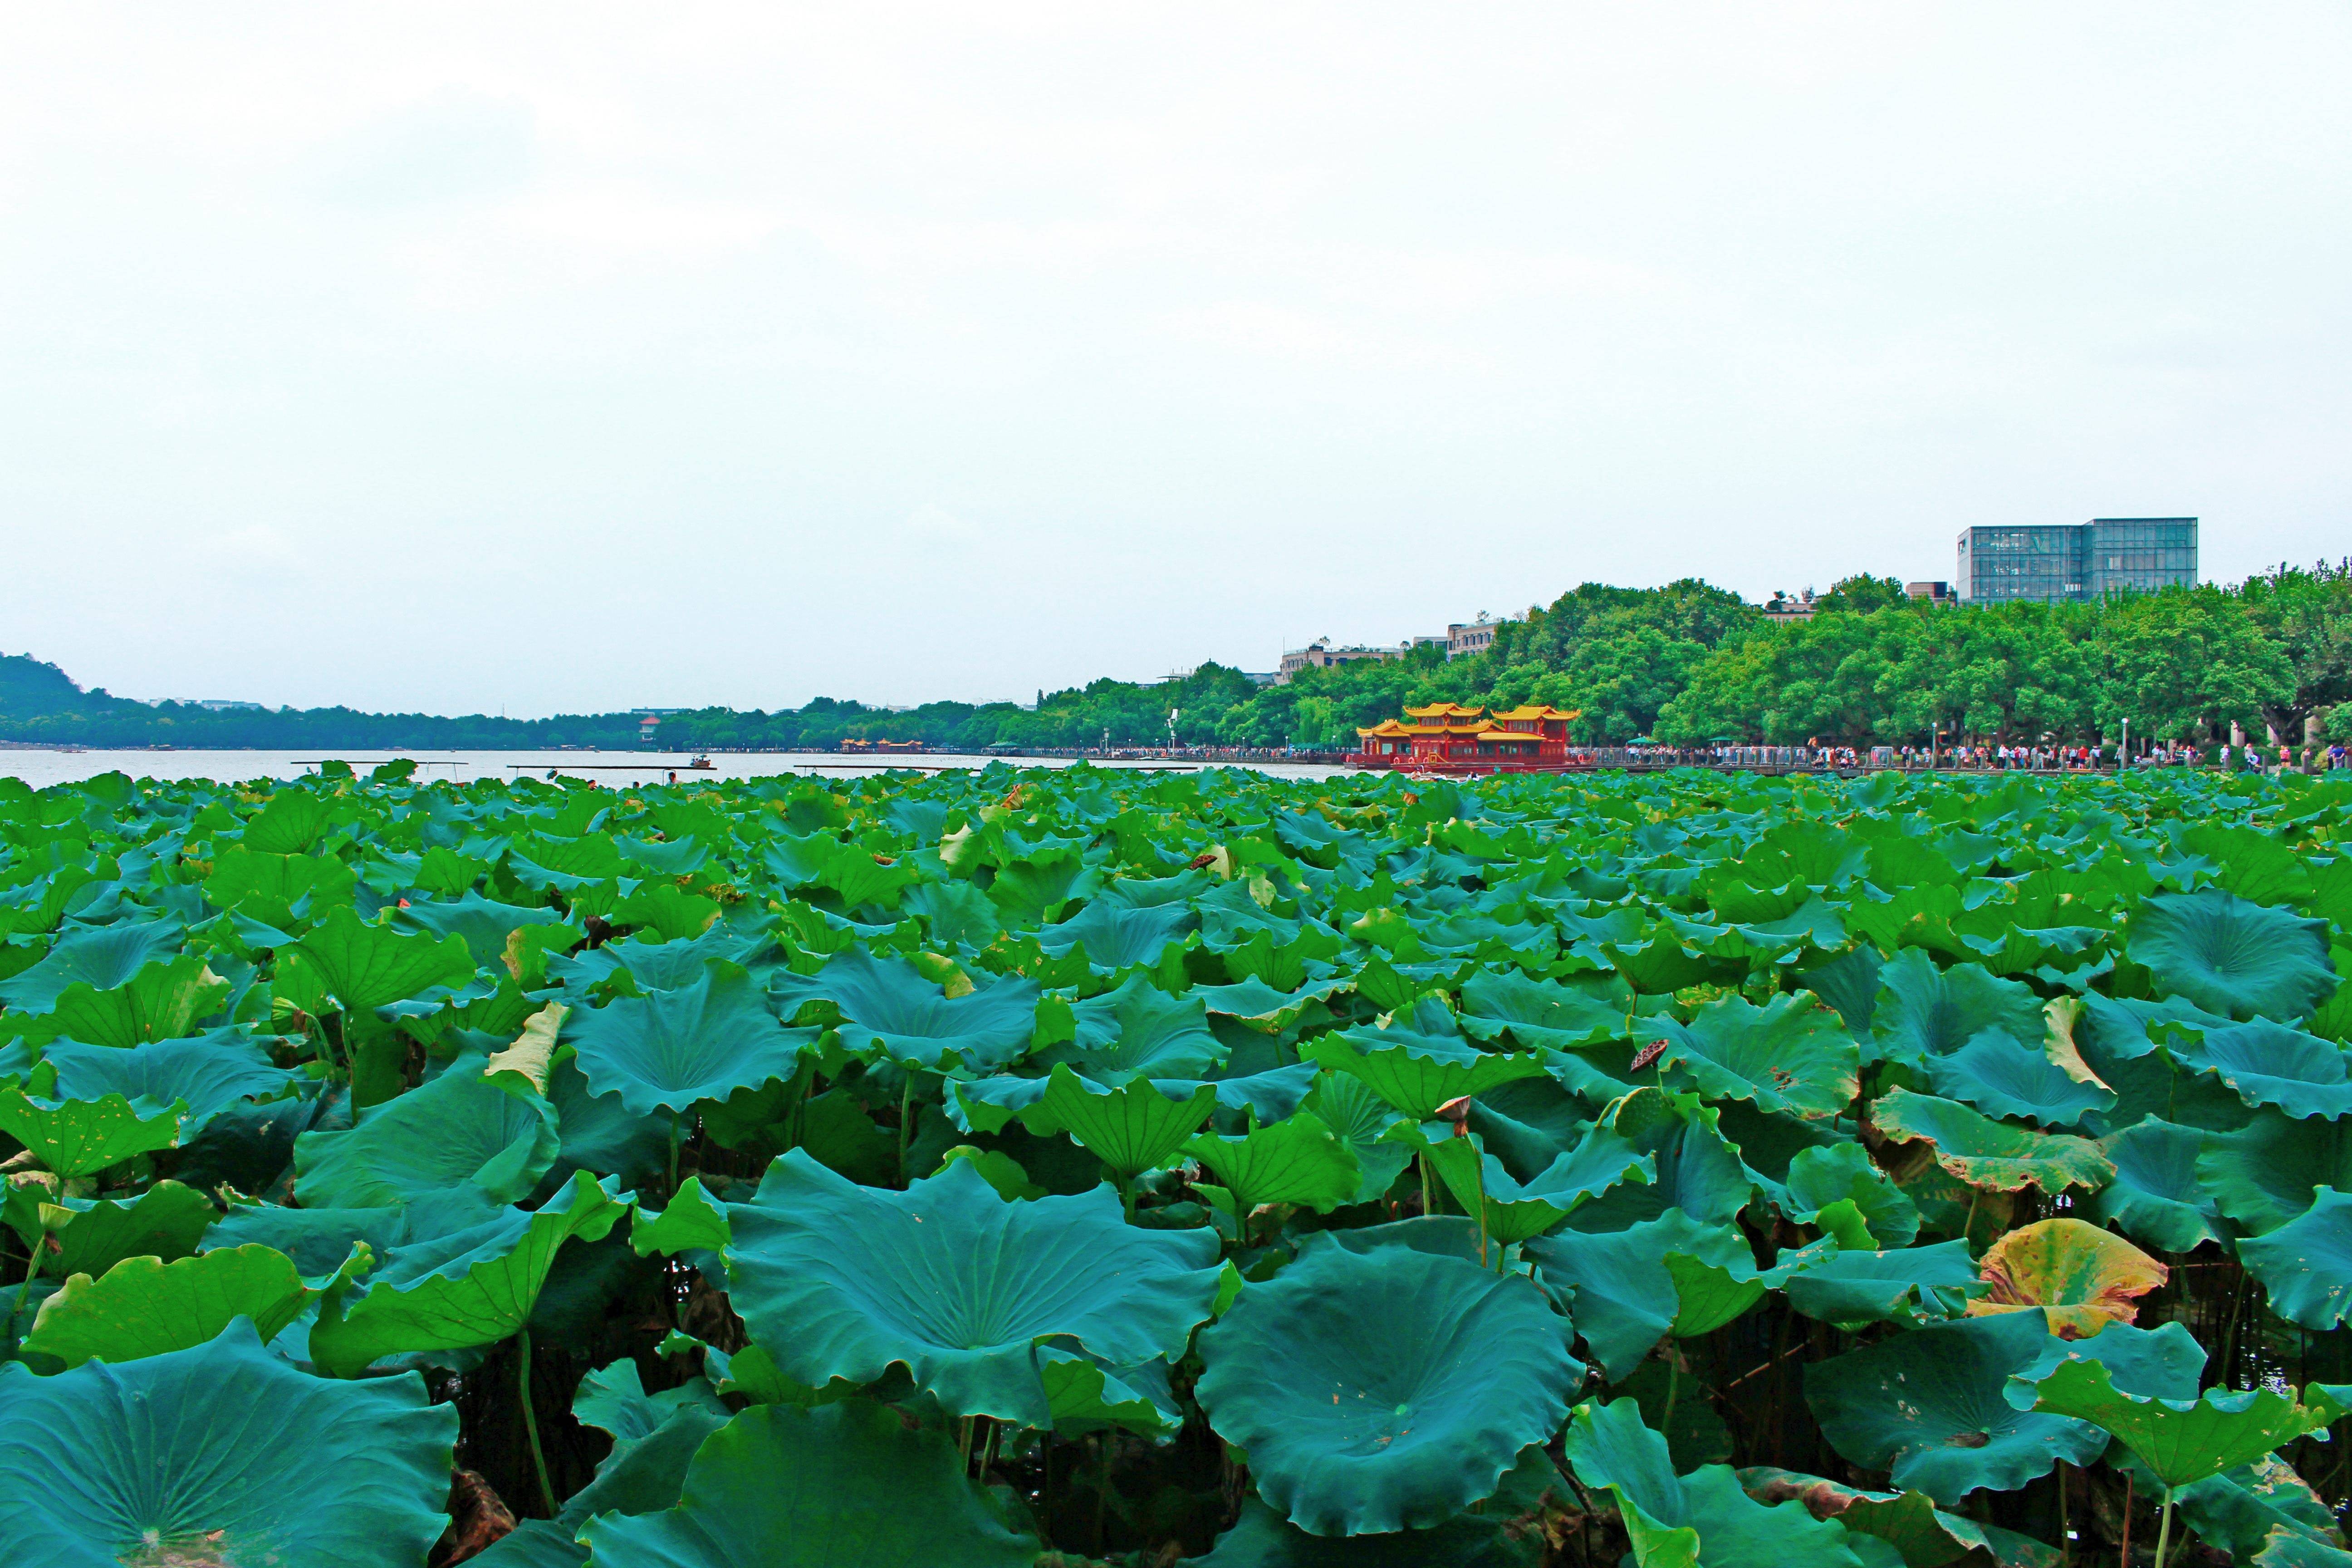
[2096,586,2293,743]
[2236,561,2352,740]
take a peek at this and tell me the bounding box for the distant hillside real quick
[0,653,104,719]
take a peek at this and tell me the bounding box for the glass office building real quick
[1955,519,2197,603]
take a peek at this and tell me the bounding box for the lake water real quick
[0,749,1350,789]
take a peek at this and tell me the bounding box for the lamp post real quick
[2120,717,2129,773]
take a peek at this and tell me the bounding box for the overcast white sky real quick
[3,5,2347,715]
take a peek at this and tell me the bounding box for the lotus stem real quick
[959,1414,975,1474]
[516,1329,557,1519]
[1661,1356,1679,1440]
[2153,1486,2174,1568]
[667,1108,684,1196]
[899,1073,915,1189]
[2120,1472,2132,1568]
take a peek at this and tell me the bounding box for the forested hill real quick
[5,561,2349,753]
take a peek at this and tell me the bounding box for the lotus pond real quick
[3,761,2352,1567]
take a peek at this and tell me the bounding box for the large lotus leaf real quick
[554,926,750,995]
[796,948,1039,1072]
[308,1171,626,1377]
[2196,1109,2352,1235]
[2238,1186,2352,1328]
[1562,1398,1876,1568]
[9,1179,218,1280]
[1661,992,1859,1120]
[572,1357,730,1445]
[2090,1118,2225,1252]
[2171,1018,2352,1119]
[1182,1450,1563,1567]
[1194,975,1348,1034]
[1870,950,2045,1069]
[0,1320,456,1568]
[1872,1088,2113,1194]
[240,787,335,853]
[1424,1123,1653,1246]
[37,955,232,1051]
[1029,1064,1217,1182]
[724,1150,1220,1426]
[1967,1217,2165,1339]
[0,1081,186,1177]
[42,1027,294,1131]
[1736,1468,2058,1568]
[22,1242,330,1367]
[1307,1026,1546,1120]
[1196,1240,1583,1535]
[1186,1110,1362,1219]
[0,915,184,1014]
[1782,1142,1921,1248]
[577,1399,1038,1567]
[1567,1089,1755,1232]
[1926,1027,2114,1129]
[294,1060,560,1208]
[1039,897,1197,969]
[1784,1240,1982,1331]
[2254,1530,2352,1568]
[2126,890,2337,1024]
[1457,968,1625,1050]
[1033,973,1224,1083]
[1524,1219,1680,1380]
[1806,1308,2105,1504]
[203,846,356,929]
[283,903,475,1011]
[1301,1070,1416,1204]
[392,890,572,967]
[2160,1455,2347,1563]
[2024,1358,2330,1489]
[564,960,815,1117]
[628,1176,733,1257]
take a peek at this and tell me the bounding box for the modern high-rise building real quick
[1955,518,2197,603]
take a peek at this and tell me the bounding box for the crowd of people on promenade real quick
[1607,740,2352,774]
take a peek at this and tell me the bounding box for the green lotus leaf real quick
[2090,1117,2225,1252]
[1563,1398,1877,1568]
[1421,1122,1653,1246]
[1039,897,1197,969]
[1567,1088,1755,1232]
[1869,950,2045,1070]
[572,1356,729,1445]
[2156,1455,2346,1563]
[1735,1468,2058,1568]
[2125,890,2337,1024]
[1457,967,1625,1050]
[294,1059,561,1208]
[5,1179,218,1286]
[23,1243,326,1368]
[0,1081,186,1177]
[309,1171,626,1376]
[1926,1027,2115,1129]
[2006,1318,2208,1407]
[794,948,1039,1071]
[935,1144,1044,1200]
[0,1320,456,1567]
[557,926,750,995]
[1186,1110,1362,1222]
[204,847,355,930]
[576,1400,1039,1567]
[1872,1088,2113,1194]
[564,960,816,1118]
[240,787,335,853]
[1968,1216,2165,1339]
[41,956,233,1050]
[1661,1225,1837,1340]
[1661,992,1859,1120]
[1806,1309,2105,1504]
[724,1150,1220,1426]
[1301,1070,1416,1205]
[1782,1142,1921,1247]
[1032,972,1224,1083]
[1181,1450,1565,1566]
[1524,1219,1681,1380]
[1192,975,1346,1033]
[2170,1018,2352,1119]
[0,915,185,1014]
[392,890,573,967]
[2237,1186,2352,1328]
[2024,1358,2330,1489]
[41,1026,294,1132]
[1039,1345,1183,1438]
[1308,1016,1547,1121]
[2197,1108,2352,1234]
[1195,1240,1583,1535]
[1031,1064,1218,1184]
[2254,1525,2352,1567]
[1783,1240,1982,1331]
[284,902,476,1012]
[615,833,711,877]
[628,1176,733,1257]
